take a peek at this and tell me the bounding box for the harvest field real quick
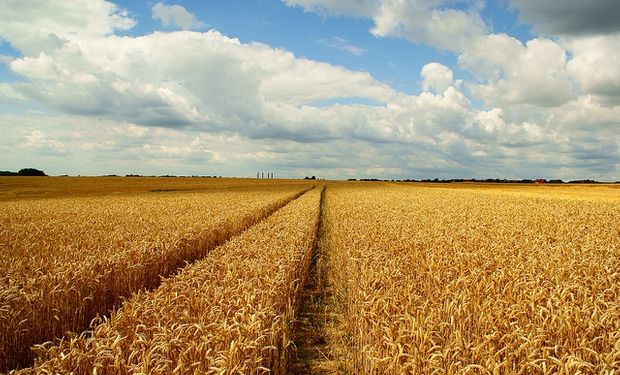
[0,177,619,374]
[320,183,620,374]
[0,177,313,371]
[22,186,323,374]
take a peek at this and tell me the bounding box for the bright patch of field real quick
[323,183,620,373]
[0,178,312,371]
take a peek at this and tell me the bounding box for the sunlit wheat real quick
[324,183,620,374]
[0,185,308,371]
[18,187,322,374]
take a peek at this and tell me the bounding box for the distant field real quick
[406,181,620,202]
[1,178,618,373]
[0,176,311,201]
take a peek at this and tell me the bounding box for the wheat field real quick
[0,181,309,371]
[19,187,322,374]
[322,183,620,373]
[1,178,618,374]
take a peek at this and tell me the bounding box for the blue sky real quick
[0,0,619,180]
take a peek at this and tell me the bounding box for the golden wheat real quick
[0,184,308,371]
[4,180,618,374]
[0,176,312,201]
[18,187,322,375]
[323,183,620,374]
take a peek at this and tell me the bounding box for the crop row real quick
[323,184,620,373]
[0,185,308,371]
[17,187,322,374]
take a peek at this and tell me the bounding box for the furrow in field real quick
[0,185,310,372]
[289,187,340,374]
[17,186,323,374]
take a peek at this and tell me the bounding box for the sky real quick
[0,0,619,180]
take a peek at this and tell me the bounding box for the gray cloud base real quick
[509,0,620,36]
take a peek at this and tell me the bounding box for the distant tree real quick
[568,179,599,184]
[17,168,47,176]
[0,171,18,176]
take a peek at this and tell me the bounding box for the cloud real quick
[0,54,14,65]
[152,2,205,30]
[25,130,67,155]
[369,1,486,53]
[0,83,29,104]
[420,63,455,93]
[1,94,618,180]
[4,28,397,136]
[0,0,618,180]
[566,35,620,105]
[282,0,377,18]
[283,0,486,53]
[316,37,365,55]
[284,0,600,110]
[509,0,620,36]
[0,113,225,175]
[459,31,620,110]
[0,0,134,55]
[463,37,575,108]
[281,0,579,109]
[139,137,214,162]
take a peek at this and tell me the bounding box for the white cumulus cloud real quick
[420,63,455,94]
[566,35,620,105]
[0,0,134,55]
[464,37,575,108]
[283,0,486,52]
